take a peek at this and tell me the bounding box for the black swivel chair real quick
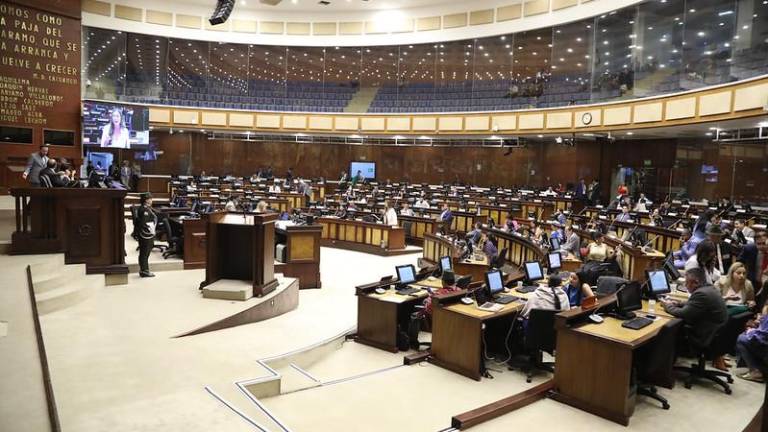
[595,275,628,298]
[402,221,413,240]
[456,275,472,289]
[634,318,683,409]
[523,309,558,383]
[674,311,753,394]
[161,218,182,259]
[490,247,508,270]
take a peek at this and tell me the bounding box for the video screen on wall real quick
[82,101,150,149]
[350,161,376,180]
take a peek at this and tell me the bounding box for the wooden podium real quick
[10,188,128,276]
[200,212,279,297]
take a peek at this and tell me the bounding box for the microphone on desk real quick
[641,234,661,253]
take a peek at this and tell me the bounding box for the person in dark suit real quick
[38,159,65,188]
[575,178,587,201]
[22,145,49,186]
[439,203,453,229]
[661,267,728,349]
[738,230,767,305]
[136,193,158,278]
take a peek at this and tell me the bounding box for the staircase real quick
[29,255,104,315]
[344,87,378,113]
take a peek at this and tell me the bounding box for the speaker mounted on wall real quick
[209,0,235,26]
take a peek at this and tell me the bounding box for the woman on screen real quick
[100,109,130,148]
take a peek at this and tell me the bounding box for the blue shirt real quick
[484,240,498,259]
[746,315,768,345]
[564,283,583,306]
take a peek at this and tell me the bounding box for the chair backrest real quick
[709,311,754,357]
[637,318,682,386]
[492,248,508,269]
[130,206,140,237]
[595,275,628,296]
[526,309,558,354]
[456,275,472,289]
[40,174,53,188]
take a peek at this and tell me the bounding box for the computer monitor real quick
[663,257,681,281]
[485,270,504,295]
[439,256,452,273]
[616,282,643,319]
[395,264,416,285]
[523,261,544,283]
[647,269,671,296]
[549,236,560,250]
[547,252,562,272]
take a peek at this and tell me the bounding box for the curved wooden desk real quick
[318,217,409,256]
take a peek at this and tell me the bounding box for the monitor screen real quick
[617,282,643,313]
[524,261,543,282]
[396,264,416,284]
[350,161,376,180]
[663,256,681,280]
[547,252,562,270]
[486,270,504,295]
[647,270,671,295]
[82,101,150,149]
[550,237,560,250]
[439,256,452,272]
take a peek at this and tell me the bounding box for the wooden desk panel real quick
[319,217,407,254]
[399,215,437,246]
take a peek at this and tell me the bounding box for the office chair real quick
[161,218,182,259]
[490,247,508,270]
[522,309,558,383]
[634,318,682,410]
[674,311,753,394]
[595,275,628,298]
[456,275,472,289]
[402,221,413,238]
[130,206,141,241]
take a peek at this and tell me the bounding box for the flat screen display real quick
[396,264,416,284]
[439,256,452,272]
[701,164,719,174]
[350,161,376,180]
[648,270,671,295]
[547,252,562,270]
[82,101,150,149]
[524,261,543,282]
[486,270,504,295]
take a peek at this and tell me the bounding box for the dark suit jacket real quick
[663,285,728,348]
[738,243,760,289]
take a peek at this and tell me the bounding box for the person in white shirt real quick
[224,197,238,212]
[684,239,722,286]
[400,202,414,217]
[414,197,430,209]
[521,275,570,319]
[268,181,281,193]
[383,200,398,227]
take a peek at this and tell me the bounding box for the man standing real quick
[22,145,49,186]
[575,178,587,201]
[137,193,157,278]
[120,160,132,189]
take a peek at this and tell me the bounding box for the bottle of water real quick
[648,298,656,315]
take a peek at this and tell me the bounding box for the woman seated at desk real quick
[685,240,721,286]
[586,232,610,262]
[504,213,519,233]
[482,233,499,263]
[564,272,595,307]
[717,262,755,310]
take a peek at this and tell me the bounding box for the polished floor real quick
[0,207,763,431]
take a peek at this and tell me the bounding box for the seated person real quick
[673,228,699,269]
[564,271,595,308]
[255,200,269,213]
[737,312,768,383]
[732,219,755,244]
[466,222,483,245]
[561,225,581,258]
[482,233,499,263]
[224,197,238,212]
[550,223,564,244]
[520,275,570,319]
[39,159,65,187]
[717,262,755,309]
[649,208,664,227]
[421,270,461,318]
[400,202,414,217]
[555,209,567,227]
[586,232,609,262]
[685,240,721,286]
[615,205,631,223]
[661,267,728,351]
[414,195,430,209]
[504,213,519,232]
[268,181,281,193]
